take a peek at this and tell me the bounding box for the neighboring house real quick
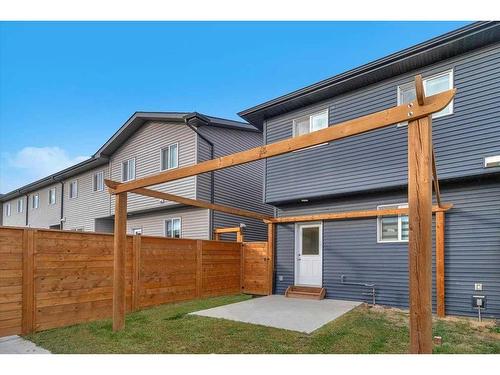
[239,21,500,318]
[1,112,272,241]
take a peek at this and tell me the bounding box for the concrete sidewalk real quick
[0,335,50,354]
[191,295,362,333]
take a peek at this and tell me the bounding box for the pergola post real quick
[113,192,128,331]
[267,223,275,295]
[436,211,446,317]
[408,115,433,354]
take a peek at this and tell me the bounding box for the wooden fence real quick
[0,226,253,337]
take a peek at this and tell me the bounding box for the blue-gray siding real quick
[274,176,500,318]
[265,43,500,204]
[196,126,273,241]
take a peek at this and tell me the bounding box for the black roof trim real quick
[239,21,500,127]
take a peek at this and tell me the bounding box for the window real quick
[5,203,11,217]
[377,203,409,243]
[164,218,181,238]
[17,199,23,213]
[122,158,136,182]
[69,180,78,199]
[397,70,453,125]
[293,109,329,137]
[160,143,179,171]
[132,228,142,235]
[32,194,39,209]
[48,187,56,205]
[93,171,104,192]
[73,227,84,232]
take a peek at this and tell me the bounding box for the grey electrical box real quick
[472,295,486,309]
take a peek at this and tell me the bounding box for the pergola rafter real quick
[107,75,456,354]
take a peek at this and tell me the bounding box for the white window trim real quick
[48,187,57,205]
[292,108,329,138]
[32,194,40,209]
[17,199,23,213]
[132,227,143,235]
[397,69,454,127]
[121,158,136,182]
[5,203,11,217]
[93,170,104,192]
[376,203,409,243]
[69,180,78,199]
[164,217,182,238]
[294,221,323,287]
[160,142,179,172]
[72,227,84,232]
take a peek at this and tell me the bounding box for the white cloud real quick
[1,146,89,193]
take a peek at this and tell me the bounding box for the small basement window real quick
[164,218,181,238]
[377,203,409,243]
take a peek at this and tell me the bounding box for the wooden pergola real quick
[105,75,455,354]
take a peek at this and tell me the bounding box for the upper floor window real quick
[17,198,23,213]
[69,180,78,199]
[48,187,57,205]
[161,143,179,171]
[377,203,409,243]
[122,158,136,182]
[398,70,453,123]
[32,194,39,209]
[5,203,11,217]
[164,218,181,238]
[293,109,329,137]
[93,171,104,192]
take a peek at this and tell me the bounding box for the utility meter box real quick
[472,295,486,309]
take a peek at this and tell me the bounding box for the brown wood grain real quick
[436,211,446,318]
[113,193,128,331]
[408,116,433,354]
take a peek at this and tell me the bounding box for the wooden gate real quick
[241,242,271,295]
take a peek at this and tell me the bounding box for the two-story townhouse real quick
[1,112,272,241]
[239,21,500,318]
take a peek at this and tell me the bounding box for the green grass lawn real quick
[26,294,500,354]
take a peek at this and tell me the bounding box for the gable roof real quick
[1,112,257,201]
[239,21,500,128]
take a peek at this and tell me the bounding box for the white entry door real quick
[295,222,322,286]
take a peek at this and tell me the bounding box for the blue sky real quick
[0,21,469,193]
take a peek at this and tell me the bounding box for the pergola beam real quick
[265,204,452,224]
[105,179,271,221]
[110,89,455,194]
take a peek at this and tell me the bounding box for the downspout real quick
[186,122,215,239]
[60,181,65,230]
[25,193,29,226]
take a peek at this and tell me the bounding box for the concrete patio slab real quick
[191,295,362,333]
[0,335,50,354]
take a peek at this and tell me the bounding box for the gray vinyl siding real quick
[27,183,61,228]
[2,197,27,227]
[196,126,273,241]
[265,43,500,204]
[273,176,500,318]
[110,121,197,214]
[126,206,210,239]
[63,167,111,231]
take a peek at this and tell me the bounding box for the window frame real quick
[121,158,136,182]
[48,187,57,205]
[397,69,454,127]
[160,143,179,171]
[17,198,23,213]
[132,227,143,235]
[93,170,104,192]
[32,194,40,209]
[376,203,409,243]
[69,180,78,199]
[5,203,11,217]
[164,217,182,238]
[292,109,329,138]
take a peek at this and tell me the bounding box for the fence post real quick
[240,242,245,292]
[113,192,127,331]
[131,234,141,311]
[196,240,203,298]
[22,229,35,334]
